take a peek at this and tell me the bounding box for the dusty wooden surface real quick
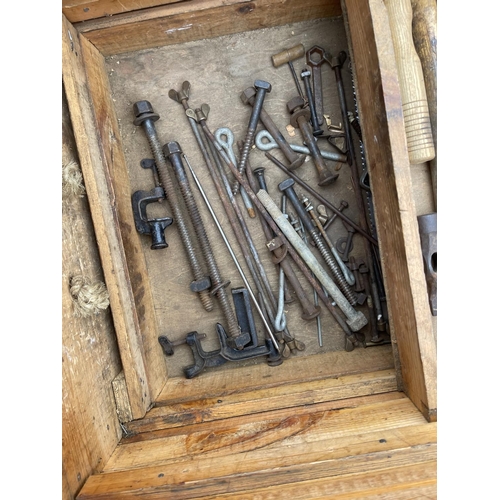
[63,14,169,418]
[63,0,183,23]
[77,383,437,498]
[62,89,122,499]
[343,0,436,420]
[75,0,340,56]
[106,17,377,378]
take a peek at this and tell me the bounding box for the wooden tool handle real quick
[411,0,437,206]
[385,0,435,164]
[272,44,305,67]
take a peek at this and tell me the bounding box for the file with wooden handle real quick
[384,0,435,164]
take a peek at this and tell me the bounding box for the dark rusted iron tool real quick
[306,45,328,126]
[162,287,282,379]
[131,158,173,250]
[417,212,437,316]
[287,96,338,186]
[240,87,306,170]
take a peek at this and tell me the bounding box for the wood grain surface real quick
[77,392,436,498]
[63,0,185,23]
[63,15,165,419]
[75,0,340,56]
[343,0,436,420]
[62,88,122,499]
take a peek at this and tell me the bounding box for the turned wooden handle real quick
[411,0,437,206]
[385,0,435,164]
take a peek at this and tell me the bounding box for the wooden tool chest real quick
[62,0,437,498]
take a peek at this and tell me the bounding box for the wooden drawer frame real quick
[62,0,436,423]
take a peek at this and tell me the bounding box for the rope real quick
[69,275,109,317]
[62,160,85,198]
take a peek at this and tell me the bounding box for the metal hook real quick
[215,127,255,217]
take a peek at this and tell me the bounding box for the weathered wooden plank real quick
[62,87,122,498]
[78,415,435,498]
[62,14,157,419]
[79,15,171,405]
[192,462,437,500]
[342,0,437,421]
[112,371,134,423]
[63,0,186,23]
[155,345,394,405]
[76,0,341,56]
[103,394,425,471]
[125,368,397,433]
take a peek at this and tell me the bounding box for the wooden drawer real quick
[62,0,436,443]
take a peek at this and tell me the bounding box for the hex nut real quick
[240,87,257,105]
[286,96,305,114]
[163,141,183,156]
[133,100,159,125]
[133,100,154,116]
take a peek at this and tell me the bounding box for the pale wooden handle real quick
[385,0,435,164]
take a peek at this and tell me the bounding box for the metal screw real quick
[279,178,358,306]
[236,80,272,193]
[133,100,214,312]
[253,167,321,321]
[163,141,245,348]
[240,87,306,170]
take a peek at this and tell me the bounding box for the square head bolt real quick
[254,80,272,93]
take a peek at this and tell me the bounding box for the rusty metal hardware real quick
[189,104,286,352]
[158,332,207,356]
[194,105,304,355]
[184,153,281,352]
[240,87,305,170]
[306,45,328,126]
[417,212,437,316]
[324,51,388,327]
[317,204,328,225]
[287,96,338,186]
[358,261,383,343]
[214,127,255,218]
[300,68,323,136]
[253,167,321,322]
[303,196,356,287]
[349,256,365,293]
[201,131,365,347]
[257,188,368,333]
[348,110,363,141]
[279,178,358,306]
[235,80,272,194]
[131,187,173,250]
[164,141,248,349]
[265,152,378,246]
[255,129,347,163]
[131,159,173,250]
[324,200,348,231]
[163,287,282,379]
[132,100,214,312]
[293,217,324,347]
[336,220,356,262]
